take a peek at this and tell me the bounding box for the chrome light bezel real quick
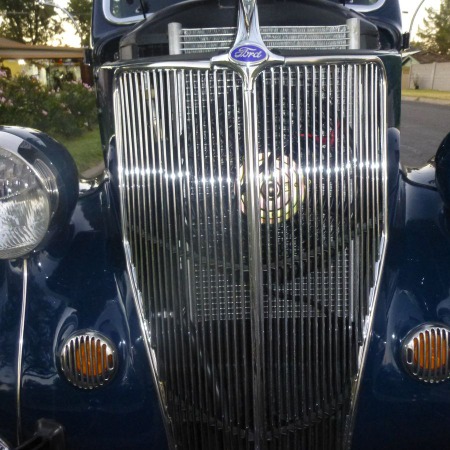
[0,133,59,208]
[0,127,79,259]
[402,323,450,384]
[59,330,119,390]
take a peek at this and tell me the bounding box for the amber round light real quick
[60,332,118,389]
[403,325,450,383]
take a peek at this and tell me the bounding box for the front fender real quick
[0,180,168,450]
[351,168,450,449]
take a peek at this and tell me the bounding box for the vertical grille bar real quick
[114,58,386,450]
[296,65,306,425]
[248,71,267,450]
[233,71,248,448]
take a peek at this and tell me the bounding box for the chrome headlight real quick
[0,127,78,259]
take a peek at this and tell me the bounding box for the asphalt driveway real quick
[400,99,450,168]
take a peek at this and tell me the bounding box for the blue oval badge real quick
[230,43,267,65]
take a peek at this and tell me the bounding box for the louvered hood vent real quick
[173,23,359,53]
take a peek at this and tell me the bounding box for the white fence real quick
[402,62,450,91]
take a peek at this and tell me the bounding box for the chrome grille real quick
[114,59,386,449]
[195,250,351,321]
[180,25,350,53]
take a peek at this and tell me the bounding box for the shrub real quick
[0,70,97,138]
[0,71,49,130]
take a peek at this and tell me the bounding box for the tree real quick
[416,0,450,55]
[68,0,92,47]
[0,0,63,45]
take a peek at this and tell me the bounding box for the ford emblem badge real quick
[230,43,268,65]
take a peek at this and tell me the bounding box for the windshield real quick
[103,0,186,23]
[103,0,387,24]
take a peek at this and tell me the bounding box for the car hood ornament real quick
[211,0,284,82]
[225,0,283,68]
[241,0,256,30]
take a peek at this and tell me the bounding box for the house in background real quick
[0,37,91,87]
[402,50,450,90]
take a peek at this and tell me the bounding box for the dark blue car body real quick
[2,0,450,449]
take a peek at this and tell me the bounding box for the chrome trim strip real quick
[110,53,392,73]
[16,259,27,446]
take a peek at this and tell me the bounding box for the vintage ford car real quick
[2,0,450,448]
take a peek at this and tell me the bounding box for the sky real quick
[53,0,443,48]
[52,0,81,47]
[399,0,442,39]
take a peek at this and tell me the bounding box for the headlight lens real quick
[0,147,53,259]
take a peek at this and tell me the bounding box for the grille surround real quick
[113,55,388,449]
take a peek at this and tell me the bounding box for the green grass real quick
[402,89,450,101]
[57,127,103,175]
